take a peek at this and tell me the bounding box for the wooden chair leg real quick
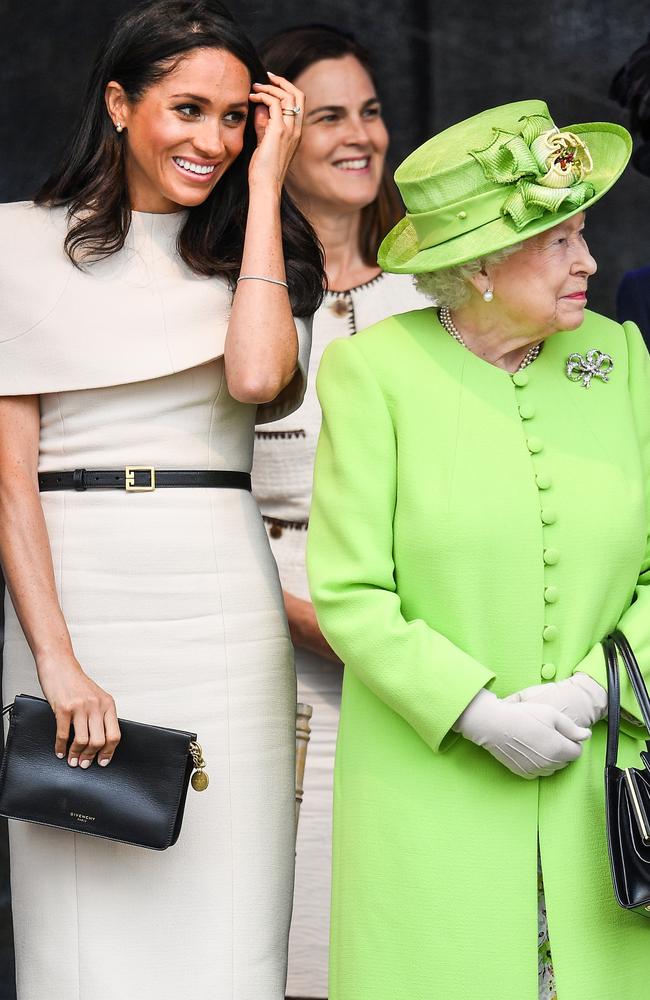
[295,703,312,836]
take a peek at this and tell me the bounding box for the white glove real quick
[453,688,591,779]
[505,673,608,728]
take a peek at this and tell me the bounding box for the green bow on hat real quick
[471,113,595,230]
[378,99,631,274]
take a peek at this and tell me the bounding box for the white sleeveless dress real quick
[0,201,312,1000]
[252,273,430,998]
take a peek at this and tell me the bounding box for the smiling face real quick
[105,47,251,213]
[484,213,597,338]
[285,54,389,216]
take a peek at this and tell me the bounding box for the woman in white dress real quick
[251,26,429,999]
[0,2,324,999]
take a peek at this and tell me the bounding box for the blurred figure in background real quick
[251,24,428,999]
[611,33,650,344]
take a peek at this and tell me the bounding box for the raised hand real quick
[248,71,305,192]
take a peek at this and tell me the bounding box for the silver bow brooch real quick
[566,349,614,388]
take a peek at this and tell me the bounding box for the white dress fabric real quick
[251,273,430,998]
[0,202,312,1000]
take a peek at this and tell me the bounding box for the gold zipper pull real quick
[189,741,209,792]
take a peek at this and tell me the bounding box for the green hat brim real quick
[378,122,632,274]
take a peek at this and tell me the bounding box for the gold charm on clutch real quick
[191,770,209,792]
[189,741,209,792]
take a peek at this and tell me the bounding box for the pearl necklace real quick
[438,306,541,372]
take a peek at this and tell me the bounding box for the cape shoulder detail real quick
[0,201,232,394]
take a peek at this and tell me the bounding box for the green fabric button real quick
[535,471,552,490]
[512,371,529,387]
[541,507,557,525]
[544,586,559,604]
[541,662,557,680]
[519,402,536,420]
[543,548,559,565]
[543,625,558,642]
[527,436,543,454]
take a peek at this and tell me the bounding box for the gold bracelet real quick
[237,275,289,289]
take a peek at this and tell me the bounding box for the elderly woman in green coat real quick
[306,99,650,1000]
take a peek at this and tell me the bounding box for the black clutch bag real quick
[0,694,209,850]
[603,630,650,916]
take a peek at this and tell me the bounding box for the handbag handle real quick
[605,636,622,768]
[612,630,650,729]
[604,631,650,768]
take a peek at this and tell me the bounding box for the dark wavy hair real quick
[610,33,650,178]
[35,0,324,316]
[259,24,404,268]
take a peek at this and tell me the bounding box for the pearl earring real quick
[115,122,124,133]
[483,289,494,302]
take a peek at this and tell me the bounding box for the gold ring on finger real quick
[281,105,302,116]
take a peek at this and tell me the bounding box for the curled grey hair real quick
[414,243,524,309]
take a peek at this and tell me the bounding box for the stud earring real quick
[115,122,124,133]
[483,288,494,302]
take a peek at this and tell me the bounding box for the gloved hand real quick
[453,688,591,779]
[505,673,608,729]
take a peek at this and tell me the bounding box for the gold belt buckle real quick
[125,466,156,492]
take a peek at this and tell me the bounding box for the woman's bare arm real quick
[225,189,298,403]
[283,590,341,664]
[0,395,120,766]
[225,73,306,403]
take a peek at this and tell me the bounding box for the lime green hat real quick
[378,99,632,274]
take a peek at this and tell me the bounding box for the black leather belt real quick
[38,468,252,493]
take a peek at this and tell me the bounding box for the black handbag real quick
[0,694,209,850]
[603,630,650,916]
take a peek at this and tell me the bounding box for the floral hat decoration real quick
[378,99,631,273]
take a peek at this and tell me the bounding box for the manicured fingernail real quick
[80,759,91,769]
[99,758,110,767]
[69,758,78,767]
[56,752,65,759]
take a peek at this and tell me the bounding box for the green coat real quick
[306,308,650,1000]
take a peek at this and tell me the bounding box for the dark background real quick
[2,1,650,312]
[1,1,649,997]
